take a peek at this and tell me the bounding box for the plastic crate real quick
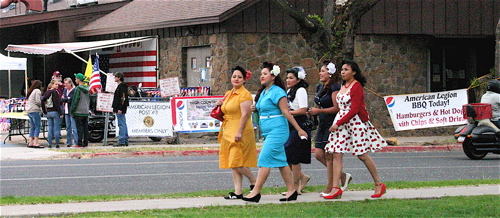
[462,103,492,120]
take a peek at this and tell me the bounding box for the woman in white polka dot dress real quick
[324,60,387,200]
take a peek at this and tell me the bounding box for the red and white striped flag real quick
[89,54,102,94]
[99,40,157,88]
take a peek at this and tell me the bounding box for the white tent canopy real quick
[0,53,27,70]
[0,53,27,98]
[4,36,157,85]
[5,36,155,55]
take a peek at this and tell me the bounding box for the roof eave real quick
[75,16,221,37]
[219,0,260,22]
[76,0,263,37]
[0,2,128,29]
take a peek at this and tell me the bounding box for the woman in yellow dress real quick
[217,66,257,199]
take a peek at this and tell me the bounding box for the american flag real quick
[89,54,102,94]
[99,41,157,88]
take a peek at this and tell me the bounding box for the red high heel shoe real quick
[371,183,386,198]
[323,187,343,199]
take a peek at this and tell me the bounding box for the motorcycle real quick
[454,103,500,160]
[88,114,116,143]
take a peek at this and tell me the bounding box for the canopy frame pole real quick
[7,51,12,98]
[68,51,107,76]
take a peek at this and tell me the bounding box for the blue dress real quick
[256,85,289,167]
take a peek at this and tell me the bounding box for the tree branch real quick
[271,0,318,32]
[349,0,380,28]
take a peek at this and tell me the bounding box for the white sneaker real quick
[341,173,353,191]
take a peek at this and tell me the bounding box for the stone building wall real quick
[158,33,455,137]
[158,34,234,95]
[354,34,456,136]
[158,32,320,96]
[226,33,320,96]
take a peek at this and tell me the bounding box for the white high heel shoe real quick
[341,173,353,191]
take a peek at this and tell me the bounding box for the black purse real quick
[302,116,318,131]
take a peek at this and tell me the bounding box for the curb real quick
[70,145,462,159]
[380,145,462,152]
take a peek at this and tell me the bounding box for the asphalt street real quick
[1,151,498,197]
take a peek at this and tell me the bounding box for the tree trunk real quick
[496,19,500,78]
[271,0,380,62]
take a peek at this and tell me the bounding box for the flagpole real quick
[68,51,107,75]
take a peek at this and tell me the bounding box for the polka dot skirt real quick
[325,91,387,156]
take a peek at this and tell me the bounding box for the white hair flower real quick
[270,65,280,76]
[327,63,336,75]
[296,66,306,80]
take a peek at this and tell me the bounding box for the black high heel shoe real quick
[250,184,255,190]
[279,191,298,202]
[224,192,243,200]
[242,193,261,203]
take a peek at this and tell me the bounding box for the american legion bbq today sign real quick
[384,89,468,131]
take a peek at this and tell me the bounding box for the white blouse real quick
[287,87,308,111]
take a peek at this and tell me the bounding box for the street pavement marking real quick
[0,160,217,168]
[1,165,497,181]
[1,154,480,168]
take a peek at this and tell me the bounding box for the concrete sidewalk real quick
[1,185,497,217]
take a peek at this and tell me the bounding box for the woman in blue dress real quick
[242,62,308,203]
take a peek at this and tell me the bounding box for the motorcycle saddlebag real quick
[454,123,476,137]
[471,125,497,143]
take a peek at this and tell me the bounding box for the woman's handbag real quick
[303,115,318,131]
[45,94,53,108]
[210,95,227,121]
[210,106,224,121]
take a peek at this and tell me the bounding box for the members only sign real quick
[126,101,173,137]
[384,89,468,131]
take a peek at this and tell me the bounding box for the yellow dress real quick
[218,86,257,169]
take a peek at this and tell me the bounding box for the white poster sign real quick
[96,93,114,113]
[105,73,117,93]
[126,101,173,137]
[384,89,468,131]
[171,96,223,133]
[159,77,181,97]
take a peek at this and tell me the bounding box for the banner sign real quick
[384,89,468,131]
[126,101,173,137]
[171,96,223,133]
[105,73,118,93]
[159,77,181,97]
[96,93,114,113]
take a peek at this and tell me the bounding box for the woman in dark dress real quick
[284,66,312,194]
[308,60,352,196]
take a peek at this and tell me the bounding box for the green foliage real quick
[469,72,495,103]
[307,14,324,27]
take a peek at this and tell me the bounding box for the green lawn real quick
[64,195,500,217]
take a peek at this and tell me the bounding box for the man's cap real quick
[114,72,124,78]
[53,71,61,76]
[74,73,85,81]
